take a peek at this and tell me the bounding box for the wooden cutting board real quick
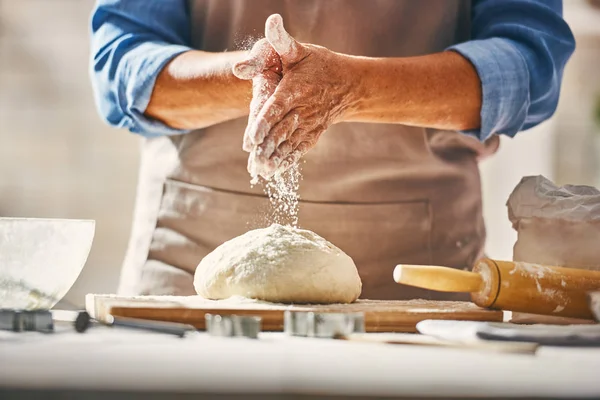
[86,294,503,333]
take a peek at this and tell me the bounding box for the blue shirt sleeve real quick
[447,0,576,142]
[90,0,192,137]
[92,0,576,140]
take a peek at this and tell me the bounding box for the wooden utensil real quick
[86,294,503,333]
[394,259,600,320]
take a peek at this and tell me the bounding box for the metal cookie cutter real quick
[284,311,365,338]
[205,314,262,339]
[0,309,54,333]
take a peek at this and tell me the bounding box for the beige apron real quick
[117,0,500,301]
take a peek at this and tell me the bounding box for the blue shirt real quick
[89,0,575,142]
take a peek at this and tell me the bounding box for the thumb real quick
[232,39,273,80]
[232,60,262,80]
[265,14,306,63]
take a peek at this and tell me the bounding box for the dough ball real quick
[194,224,362,303]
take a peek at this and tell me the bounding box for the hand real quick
[232,39,283,153]
[234,14,357,180]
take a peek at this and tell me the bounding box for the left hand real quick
[234,14,358,179]
[232,38,283,154]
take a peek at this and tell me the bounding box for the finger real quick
[233,39,270,79]
[247,90,292,147]
[243,75,278,151]
[286,129,304,149]
[265,127,302,170]
[265,14,306,64]
[292,141,312,161]
[233,61,261,80]
[251,140,292,181]
[266,127,302,163]
[267,140,293,168]
[248,148,271,182]
[266,129,306,171]
[279,141,312,171]
[232,39,274,79]
[252,156,278,181]
[243,131,253,152]
[256,111,299,159]
[247,150,258,178]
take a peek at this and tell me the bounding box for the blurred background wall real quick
[1,0,599,307]
[0,0,140,307]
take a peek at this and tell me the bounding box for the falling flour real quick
[248,155,303,228]
[263,162,302,227]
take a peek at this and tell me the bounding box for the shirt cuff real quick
[447,38,530,142]
[117,42,192,137]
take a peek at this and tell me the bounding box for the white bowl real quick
[0,218,95,310]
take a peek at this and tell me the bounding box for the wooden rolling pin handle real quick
[394,259,600,320]
[393,264,484,293]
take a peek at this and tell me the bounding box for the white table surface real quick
[1,323,600,399]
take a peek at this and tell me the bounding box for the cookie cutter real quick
[0,309,54,333]
[204,314,262,339]
[284,311,365,338]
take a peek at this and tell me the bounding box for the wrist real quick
[146,50,253,130]
[335,54,376,123]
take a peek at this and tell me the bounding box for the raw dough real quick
[194,224,362,303]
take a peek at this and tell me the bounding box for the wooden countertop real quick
[1,324,599,399]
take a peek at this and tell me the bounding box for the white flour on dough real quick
[194,223,362,304]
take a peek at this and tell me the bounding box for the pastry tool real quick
[49,310,195,337]
[205,314,262,338]
[283,311,537,354]
[417,319,600,347]
[0,309,54,333]
[81,311,195,337]
[284,311,365,338]
[394,258,600,320]
[336,332,538,355]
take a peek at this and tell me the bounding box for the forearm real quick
[343,51,482,131]
[145,50,253,130]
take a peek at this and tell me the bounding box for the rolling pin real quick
[393,259,600,320]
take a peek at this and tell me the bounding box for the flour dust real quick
[233,33,262,52]
[250,162,302,228]
[238,28,303,228]
[265,162,302,227]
